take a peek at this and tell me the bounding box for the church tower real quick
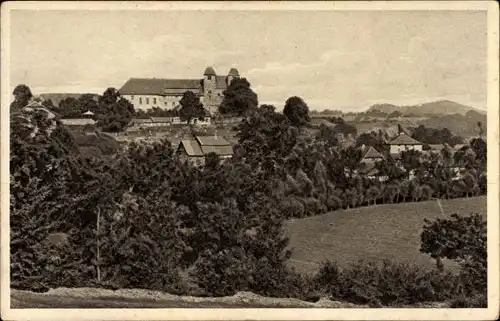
[227,68,240,86]
[203,66,217,96]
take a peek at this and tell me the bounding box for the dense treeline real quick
[10,85,487,307]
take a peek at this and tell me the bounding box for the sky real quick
[9,9,487,111]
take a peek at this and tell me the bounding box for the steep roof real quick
[196,136,231,146]
[204,66,217,76]
[119,78,202,95]
[200,145,234,156]
[228,68,240,76]
[363,146,384,159]
[388,133,422,145]
[179,140,204,156]
[360,162,379,175]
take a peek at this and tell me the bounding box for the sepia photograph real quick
[1,1,499,320]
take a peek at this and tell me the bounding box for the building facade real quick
[388,132,423,156]
[119,67,240,115]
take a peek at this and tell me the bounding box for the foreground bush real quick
[420,213,487,296]
[314,260,462,307]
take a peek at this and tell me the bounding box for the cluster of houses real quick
[355,128,471,181]
[19,97,472,178]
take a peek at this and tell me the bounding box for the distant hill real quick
[366,100,485,117]
[420,110,487,139]
[40,93,99,107]
[367,103,401,114]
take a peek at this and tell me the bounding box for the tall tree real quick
[283,96,310,127]
[178,91,205,124]
[219,78,258,116]
[10,84,33,111]
[96,88,135,132]
[59,97,83,118]
[79,94,99,114]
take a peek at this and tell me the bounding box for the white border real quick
[1,1,499,320]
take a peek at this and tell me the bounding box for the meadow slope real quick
[285,196,487,274]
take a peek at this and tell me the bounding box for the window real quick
[153,98,157,105]
[146,98,150,104]
[139,97,142,104]
[207,76,212,80]
[131,95,134,100]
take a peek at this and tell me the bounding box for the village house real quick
[119,66,241,115]
[176,135,234,166]
[387,131,423,160]
[358,146,388,181]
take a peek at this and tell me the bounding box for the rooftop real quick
[204,66,217,76]
[119,78,202,95]
[388,133,423,145]
[228,68,240,77]
[178,135,234,157]
[362,146,384,159]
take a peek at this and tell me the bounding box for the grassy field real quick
[285,196,487,274]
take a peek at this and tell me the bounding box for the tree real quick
[420,213,486,292]
[366,186,380,205]
[79,94,99,114]
[96,88,135,132]
[219,78,258,116]
[470,138,486,164]
[315,124,338,147]
[59,97,83,118]
[178,91,205,124]
[42,99,55,110]
[11,84,33,111]
[283,96,310,127]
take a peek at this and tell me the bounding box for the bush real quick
[315,260,461,307]
[450,293,487,308]
[301,197,327,216]
[280,197,306,218]
[420,213,486,295]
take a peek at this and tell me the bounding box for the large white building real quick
[118,66,240,115]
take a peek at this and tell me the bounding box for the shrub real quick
[280,196,306,218]
[420,213,486,295]
[315,260,461,307]
[450,293,487,308]
[301,197,327,216]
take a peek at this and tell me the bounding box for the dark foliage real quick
[314,260,462,307]
[96,88,135,132]
[283,96,310,127]
[178,91,206,124]
[219,78,258,116]
[10,84,487,307]
[10,84,33,112]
